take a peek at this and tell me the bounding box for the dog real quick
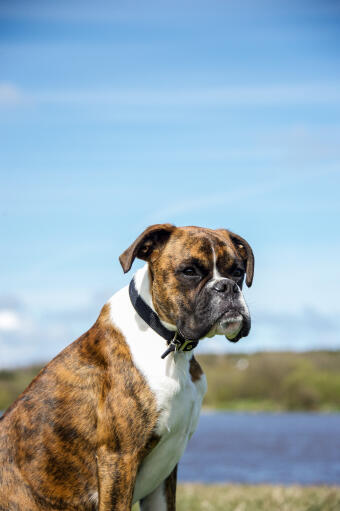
[0,224,254,511]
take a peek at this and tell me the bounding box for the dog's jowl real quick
[0,224,254,511]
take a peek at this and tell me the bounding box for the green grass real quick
[133,484,340,511]
[2,351,340,412]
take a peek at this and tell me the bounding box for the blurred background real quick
[1,0,340,505]
[1,0,339,366]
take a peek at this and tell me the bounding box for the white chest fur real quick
[108,265,207,503]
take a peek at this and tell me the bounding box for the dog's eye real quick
[233,269,244,278]
[182,267,197,276]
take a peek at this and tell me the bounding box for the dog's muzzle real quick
[206,278,251,342]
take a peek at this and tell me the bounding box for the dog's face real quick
[120,224,254,343]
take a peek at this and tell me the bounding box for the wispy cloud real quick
[2,82,340,109]
[143,165,340,223]
[142,179,283,224]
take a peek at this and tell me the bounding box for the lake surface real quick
[178,412,340,485]
[1,410,339,484]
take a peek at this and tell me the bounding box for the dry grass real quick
[132,484,340,510]
[175,484,340,511]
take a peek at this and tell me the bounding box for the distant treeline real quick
[197,351,340,411]
[0,365,42,412]
[1,351,340,412]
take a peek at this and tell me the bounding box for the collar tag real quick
[161,332,197,359]
[177,339,197,352]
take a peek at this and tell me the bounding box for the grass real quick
[133,484,340,511]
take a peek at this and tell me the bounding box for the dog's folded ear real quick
[216,229,255,287]
[119,224,176,273]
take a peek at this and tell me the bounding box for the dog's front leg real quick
[140,465,177,511]
[97,445,138,511]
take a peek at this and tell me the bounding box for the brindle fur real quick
[0,224,253,511]
[0,305,159,511]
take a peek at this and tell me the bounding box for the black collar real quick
[129,278,198,359]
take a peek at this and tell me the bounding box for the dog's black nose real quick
[212,279,238,294]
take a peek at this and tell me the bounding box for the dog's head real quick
[119,224,254,343]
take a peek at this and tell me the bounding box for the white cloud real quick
[0,296,99,368]
[0,316,72,369]
[0,310,22,331]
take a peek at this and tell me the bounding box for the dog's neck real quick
[108,264,196,367]
[133,264,177,332]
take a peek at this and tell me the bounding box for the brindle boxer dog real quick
[0,224,254,511]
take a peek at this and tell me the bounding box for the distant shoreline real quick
[1,351,340,413]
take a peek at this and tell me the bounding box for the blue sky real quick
[1,0,340,367]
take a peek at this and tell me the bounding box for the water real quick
[2,410,339,484]
[178,412,340,485]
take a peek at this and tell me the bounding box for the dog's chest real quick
[133,355,206,503]
[108,283,207,502]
